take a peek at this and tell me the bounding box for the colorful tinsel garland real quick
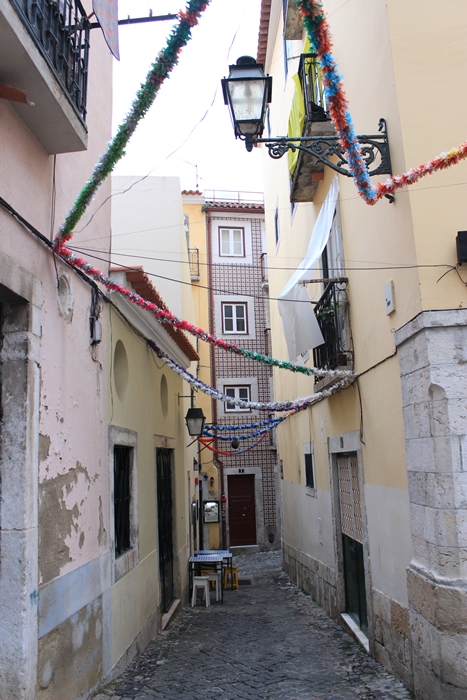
[147,338,355,412]
[59,246,354,381]
[54,0,210,248]
[198,434,269,456]
[295,0,467,204]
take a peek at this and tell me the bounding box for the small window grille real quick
[305,453,315,488]
[338,453,363,544]
[114,445,131,556]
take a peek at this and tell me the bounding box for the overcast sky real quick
[112,0,264,194]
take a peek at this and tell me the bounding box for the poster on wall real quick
[203,501,220,523]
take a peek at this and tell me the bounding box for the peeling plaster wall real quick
[0,6,112,697]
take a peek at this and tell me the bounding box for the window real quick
[224,385,251,412]
[222,303,248,334]
[114,445,131,556]
[274,204,280,248]
[305,453,315,488]
[219,228,244,257]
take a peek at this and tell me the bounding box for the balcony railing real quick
[188,247,200,280]
[298,53,329,123]
[11,0,90,122]
[313,280,353,371]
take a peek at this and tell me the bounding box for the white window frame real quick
[109,425,139,583]
[219,227,245,257]
[214,295,256,340]
[222,302,248,334]
[224,385,251,413]
[218,376,258,418]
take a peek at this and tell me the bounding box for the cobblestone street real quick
[94,553,413,700]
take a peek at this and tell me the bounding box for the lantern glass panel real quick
[228,79,267,134]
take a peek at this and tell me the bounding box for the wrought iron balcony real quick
[10,0,90,122]
[188,247,200,280]
[313,279,353,371]
[289,53,335,203]
[300,53,329,124]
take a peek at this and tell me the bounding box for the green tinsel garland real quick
[56,0,209,247]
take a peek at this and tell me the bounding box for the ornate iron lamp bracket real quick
[252,118,394,201]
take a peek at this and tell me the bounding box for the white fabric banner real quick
[278,177,339,361]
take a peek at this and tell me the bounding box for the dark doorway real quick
[342,533,368,633]
[228,474,256,546]
[337,453,368,634]
[156,448,174,612]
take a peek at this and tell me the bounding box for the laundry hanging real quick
[278,176,339,362]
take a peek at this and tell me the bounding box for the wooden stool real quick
[223,565,239,589]
[200,570,222,601]
[191,576,210,607]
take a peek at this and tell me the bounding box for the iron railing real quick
[298,53,329,123]
[204,189,264,205]
[313,280,353,371]
[11,0,90,122]
[188,247,200,280]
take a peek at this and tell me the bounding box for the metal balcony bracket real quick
[255,118,393,200]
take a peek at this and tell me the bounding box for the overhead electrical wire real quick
[69,244,457,276]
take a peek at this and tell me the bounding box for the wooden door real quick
[156,448,174,613]
[228,474,256,546]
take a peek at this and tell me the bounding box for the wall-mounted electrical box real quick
[91,319,102,345]
[456,231,467,264]
[384,280,396,315]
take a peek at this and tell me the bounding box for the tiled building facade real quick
[205,200,280,551]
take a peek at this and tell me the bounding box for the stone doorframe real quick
[328,430,374,648]
[0,252,42,700]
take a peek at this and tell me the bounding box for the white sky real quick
[112,0,264,193]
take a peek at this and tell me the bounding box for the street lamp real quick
[222,55,393,196]
[185,407,206,438]
[221,56,272,152]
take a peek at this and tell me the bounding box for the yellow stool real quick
[223,565,239,589]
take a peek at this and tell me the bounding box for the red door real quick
[228,474,257,546]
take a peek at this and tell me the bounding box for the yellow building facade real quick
[256,2,467,698]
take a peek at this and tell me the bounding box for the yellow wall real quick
[183,197,219,549]
[264,0,466,496]
[257,0,467,606]
[108,306,196,666]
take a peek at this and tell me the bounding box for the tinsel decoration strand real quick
[55,0,209,247]
[58,246,355,381]
[147,337,356,412]
[295,0,467,204]
[198,434,269,456]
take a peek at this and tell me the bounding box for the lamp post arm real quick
[249,119,393,200]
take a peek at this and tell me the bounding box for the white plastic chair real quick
[191,576,210,607]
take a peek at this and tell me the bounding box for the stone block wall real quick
[396,309,467,700]
[282,542,337,618]
[372,588,413,689]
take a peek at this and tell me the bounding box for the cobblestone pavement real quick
[94,552,414,700]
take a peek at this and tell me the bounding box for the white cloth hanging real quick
[278,176,339,361]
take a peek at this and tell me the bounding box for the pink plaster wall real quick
[0,22,113,583]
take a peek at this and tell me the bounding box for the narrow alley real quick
[94,553,413,700]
